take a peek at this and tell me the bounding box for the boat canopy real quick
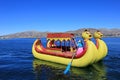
[47,33,74,41]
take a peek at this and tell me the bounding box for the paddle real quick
[63,37,78,74]
[63,52,76,74]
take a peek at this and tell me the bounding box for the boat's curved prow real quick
[94,31,108,62]
[81,29,98,64]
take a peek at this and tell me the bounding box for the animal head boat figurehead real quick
[94,30,103,39]
[82,29,92,41]
[93,30,108,62]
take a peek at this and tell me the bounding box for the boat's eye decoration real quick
[94,30,103,39]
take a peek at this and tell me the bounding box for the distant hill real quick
[0,31,47,39]
[67,28,120,37]
[0,28,120,39]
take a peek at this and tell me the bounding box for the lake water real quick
[0,38,120,80]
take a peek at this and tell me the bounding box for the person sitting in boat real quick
[76,40,83,55]
[48,40,56,48]
[77,40,83,48]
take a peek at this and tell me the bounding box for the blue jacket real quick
[77,42,83,48]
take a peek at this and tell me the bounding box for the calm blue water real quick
[0,38,120,80]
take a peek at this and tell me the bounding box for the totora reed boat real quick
[32,30,108,67]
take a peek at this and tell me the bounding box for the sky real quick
[0,0,120,35]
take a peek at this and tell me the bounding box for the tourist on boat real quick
[50,40,56,48]
[77,40,83,48]
[76,40,83,55]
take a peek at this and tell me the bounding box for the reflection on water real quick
[33,59,107,80]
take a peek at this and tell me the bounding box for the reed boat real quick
[32,30,98,67]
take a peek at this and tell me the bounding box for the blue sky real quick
[0,0,120,35]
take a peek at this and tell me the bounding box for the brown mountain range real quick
[0,28,120,39]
